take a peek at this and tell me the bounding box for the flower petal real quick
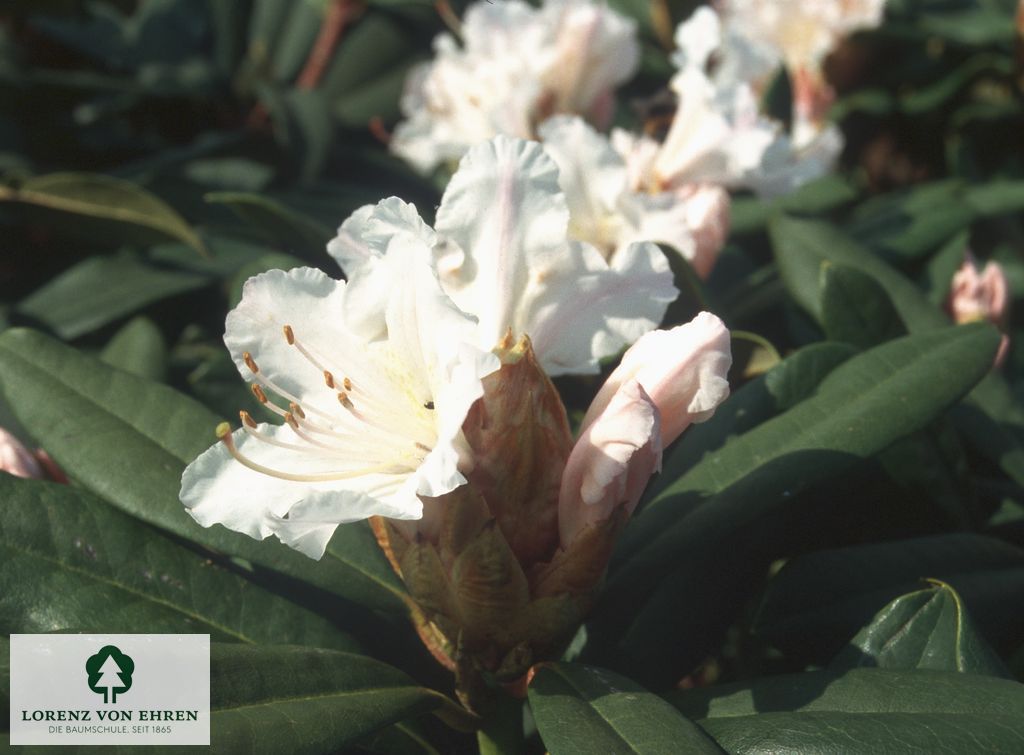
[582,312,732,445]
[558,380,662,547]
[526,240,678,375]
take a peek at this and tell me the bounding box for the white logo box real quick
[10,634,210,746]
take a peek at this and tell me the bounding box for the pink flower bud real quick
[0,427,44,480]
[948,254,1011,367]
[581,312,732,448]
[558,380,662,548]
[949,255,1010,328]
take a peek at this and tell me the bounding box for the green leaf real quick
[771,215,1024,487]
[529,663,724,754]
[641,323,997,519]
[667,668,1024,719]
[100,316,168,382]
[634,342,856,522]
[16,250,209,340]
[597,325,1000,679]
[206,644,458,754]
[820,264,906,348]
[831,582,1010,677]
[0,476,357,650]
[0,328,407,614]
[204,191,333,260]
[667,669,1024,753]
[755,534,1024,665]
[0,172,205,253]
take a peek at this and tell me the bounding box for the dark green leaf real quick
[667,668,1024,719]
[204,191,333,260]
[820,264,906,348]
[529,663,723,754]
[0,476,357,650]
[598,326,1000,680]
[845,180,975,261]
[0,173,205,253]
[755,534,1024,664]
[668,669,1024,754]
[0,328,407,613]
[100,316,167,382]
[831,582,1010,677]
[635,342,856,518]
[771,215,1024,487]
[17,250,209,340]
[206,644,457,754]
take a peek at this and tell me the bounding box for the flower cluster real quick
[391,0,639,174]
[180,137,731,690]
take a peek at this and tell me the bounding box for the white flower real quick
[180,248,500,559]
[629,3,877,199]
[711,0,886,75]
[390,0,639,174]
[539,115,729,279]
[333,136,678,377]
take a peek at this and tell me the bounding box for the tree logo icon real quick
[85,645,134,703]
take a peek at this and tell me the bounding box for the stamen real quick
[290,402,306,419]
[240,411,257,429]
[217,422,409,482]
[252,384,268,403]
[324,370,335,389]
[283,325,295,345]
[243,352,259,373]
[343,377,352,391]
[284,412,299,429]
[338,391,354,410]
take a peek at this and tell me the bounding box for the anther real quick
[243,352,259,373]
[284,412,299,429]
[289,402,306,419]
[239,411,257,429]
[251,384,268,404]
[324,370,335,389]
[337,391,354,410]
[283,325,295,345]
[343,377,352,391]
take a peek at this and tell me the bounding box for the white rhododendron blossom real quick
[391,0,639,173]
[333,136,678,376]
[180,252,500,559]
[628,3,878,198]
[539,116,729,279]
[711,0,886,75]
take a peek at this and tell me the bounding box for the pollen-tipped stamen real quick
[216,422,410,481]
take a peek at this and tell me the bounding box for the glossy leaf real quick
[206,644,458,754]
[0,475,358,650]
[771,214,1024,487]
[529,663,723,755]
[0,172,205,253]
[596,325,1000,680]
[755,534,1024,665]
[0,328,407,613]
[668,669,1024,754]
[831,582,1010,677]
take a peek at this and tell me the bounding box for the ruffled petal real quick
[526,240,677,375]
